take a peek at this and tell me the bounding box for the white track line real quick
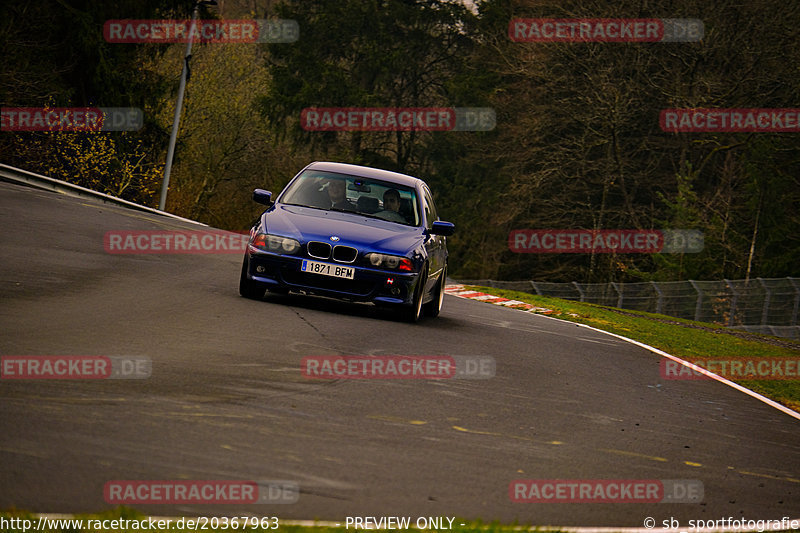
[445,284,800,422]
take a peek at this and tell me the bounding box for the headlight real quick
[365,253,413,271]
[251,233,300,255]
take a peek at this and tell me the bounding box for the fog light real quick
[256,265,265,273]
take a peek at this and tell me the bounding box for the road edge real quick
[445,284,800,422]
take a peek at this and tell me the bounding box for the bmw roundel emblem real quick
[330,235,340,241]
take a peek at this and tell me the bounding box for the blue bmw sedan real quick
[239,162,455,321]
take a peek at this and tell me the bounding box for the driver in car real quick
[326,178,353,210]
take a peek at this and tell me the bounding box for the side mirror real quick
[253,189,272,206]
[429,221,455,236]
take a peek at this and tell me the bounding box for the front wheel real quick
[422,264,446,318]
[239,256,266,300]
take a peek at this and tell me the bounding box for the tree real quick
[442,0,800,281]
[261,0,478,171]
[1,0,191,204]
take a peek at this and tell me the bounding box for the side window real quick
[422,187,438,229]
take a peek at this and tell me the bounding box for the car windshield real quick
[279,170,420,226]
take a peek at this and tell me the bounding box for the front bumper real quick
[244,248,419,305]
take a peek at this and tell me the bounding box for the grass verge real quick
[461,285,800,413]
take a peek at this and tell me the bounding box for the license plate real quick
[301,260,355,279]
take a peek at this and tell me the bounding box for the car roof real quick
[304,161,426,189]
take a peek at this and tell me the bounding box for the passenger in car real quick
[376,188,407,223]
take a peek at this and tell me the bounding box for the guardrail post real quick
[689,280,702,322]
[724,279,738,327]
[788,277,799,327]
[757,277,771,326]
[530,281,542,295]
[572,281,585,302]
[650,281,663,315]
[611,282,624,308]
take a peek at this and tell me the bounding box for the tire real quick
[401,266,426,323]
[422,264,446,318]
[239,256,266,300]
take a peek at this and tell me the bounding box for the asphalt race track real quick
[1,180,799,526]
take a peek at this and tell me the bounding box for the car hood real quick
[261,204,424,255]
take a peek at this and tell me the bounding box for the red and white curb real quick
[445,284,555,314]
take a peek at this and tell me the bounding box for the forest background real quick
[2,0,798,283]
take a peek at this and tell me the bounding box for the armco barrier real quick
[0,163,205,226]
[458,278,800,340]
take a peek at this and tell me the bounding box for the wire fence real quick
[456,277,800,340]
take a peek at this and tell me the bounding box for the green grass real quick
[461,285,800,413]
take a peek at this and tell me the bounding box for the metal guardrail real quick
[459,278,800,340]
[0,163,206,226]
